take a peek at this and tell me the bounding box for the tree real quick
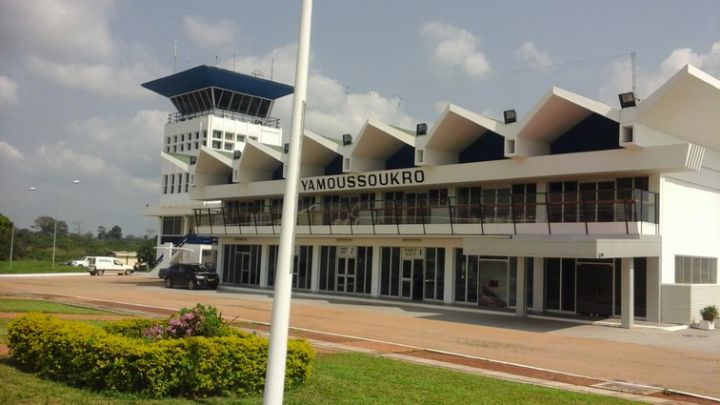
[33,216,68,236]
[108,225,122,240]
[0,213,12,261]
[97,226,107,240]
[136,238,156,266]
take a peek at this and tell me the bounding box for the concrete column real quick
[216,242,225,282]
[310,244,321,292]
[444,247,455,304]
[621,257,635,328]
[371,246,381,297]
[646,257,661,322]
[515,257,527,317]
[259,244,269,288]
[532,257,544,312]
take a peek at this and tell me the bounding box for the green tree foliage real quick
[136,238,156,265]
[108,225,122,240]
[33,216,68,236]
[0,213,12,261]
[0,215,151,262]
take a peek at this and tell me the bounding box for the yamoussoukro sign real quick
[300,168,425,192]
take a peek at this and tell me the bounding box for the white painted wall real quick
[660,176,720,283]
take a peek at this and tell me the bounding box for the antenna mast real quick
[631,51,637,98]
[173,40,178,72]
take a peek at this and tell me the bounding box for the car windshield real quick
[189,265,210,272]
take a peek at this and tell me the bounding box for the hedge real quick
[7,313,314,398]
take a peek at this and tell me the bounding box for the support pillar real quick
[310,245,321,292]
[646,257,660,322]
[370,246,381,297]
[532,257,544,312]
[444,247,455,304]
[621,257,635,328]
[259,245,269,288]
[516,257,527,317]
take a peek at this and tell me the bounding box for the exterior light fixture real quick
[342,134,352,145]
[416,123,428,136]
[618,92,637,108]
[503,110,517,124]
[283,143,289,153]
[232,151,241,160]
[190,156,198,164]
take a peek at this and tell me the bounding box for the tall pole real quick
[263,0,312,404]
[51,191,59,269]
[8,222,14,267]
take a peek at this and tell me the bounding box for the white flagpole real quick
[263,0,313,404]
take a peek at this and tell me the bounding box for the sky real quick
[0,0,719,236]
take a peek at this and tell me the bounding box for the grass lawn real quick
[0,260,85,274]
[0,299,115,315]
[0,297,641,404]
[0,353,642,405]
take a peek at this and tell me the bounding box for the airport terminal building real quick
[142,64,720,328]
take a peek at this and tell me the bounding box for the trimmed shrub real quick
[7,313,314,398]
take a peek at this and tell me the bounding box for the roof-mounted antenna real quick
[271,58,275,80]
[186,48,190,66]
[631,51,638,100]
[215,56,219,67]
[233,53,236,71]
[173,40,178,72]
[252,69,264,78]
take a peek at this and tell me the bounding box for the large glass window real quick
[161,216,183,235]
[675,255,718,284]
[222,244,261,285]
[318,246,372,295]
[454,249,514,308]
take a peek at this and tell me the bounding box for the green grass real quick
[0,260,85,274]
[0,353,641,405]
[0,299,115,315]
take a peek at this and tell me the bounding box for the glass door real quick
[238,252,251,284]
[401,259,413,298]
[335,257,357,293]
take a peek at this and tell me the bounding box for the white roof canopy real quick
[193,147,232,186]
[235,140,283,182]
[346,118,415,172]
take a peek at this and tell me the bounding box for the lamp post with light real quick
[50,179,80,269]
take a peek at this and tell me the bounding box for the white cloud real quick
[600,42,720,103]
[221,44,416,137]
[0,75,18,111]
[183,16,239,49]
[420,22,492,80]
[0,141,23,161]
[0,0,114,63]
[516,41,556,69]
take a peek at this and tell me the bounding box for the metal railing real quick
[168,108,280,128]
[193,188,659,236]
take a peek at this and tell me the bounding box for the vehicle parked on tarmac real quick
[87,256,134,276]
[70,256,90,267]
[163,263,219,290]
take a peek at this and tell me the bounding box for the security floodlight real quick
[232,150,241,160]
[416,123,428,136]
[342,134,352,145]
[503,109,517,124]
[618,92,637,108]
[190,156,198,164]
[284,143,289,153]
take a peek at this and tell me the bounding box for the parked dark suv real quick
[163,263,219,290]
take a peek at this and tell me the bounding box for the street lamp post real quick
[28,180,80,270]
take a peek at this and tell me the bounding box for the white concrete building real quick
[144,64,720,328]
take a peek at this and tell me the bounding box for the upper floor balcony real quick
[193,188,658,237]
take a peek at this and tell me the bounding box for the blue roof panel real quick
[141,65,294,100]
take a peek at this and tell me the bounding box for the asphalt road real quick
[2,273,719,398]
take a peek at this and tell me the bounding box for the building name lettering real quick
[300,169,425,192]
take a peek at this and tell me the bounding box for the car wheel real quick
[164,277,173,288]
[124,269,132,275]
[187,280,196,290]
[99,270,105,276]
[210,284,218,290]
[90,271,96,276]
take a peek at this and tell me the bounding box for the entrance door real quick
[336,257,356,293]
[576,262,613,316]
[237,252,251,284]
[400,259,424,300]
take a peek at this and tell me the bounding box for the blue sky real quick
[0,0,718,235]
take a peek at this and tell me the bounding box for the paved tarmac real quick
[1,273,719,399]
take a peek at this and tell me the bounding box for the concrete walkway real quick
[1,273,718,400]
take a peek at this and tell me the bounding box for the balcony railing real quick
[168,108,280,128]
[193,189,659,236]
